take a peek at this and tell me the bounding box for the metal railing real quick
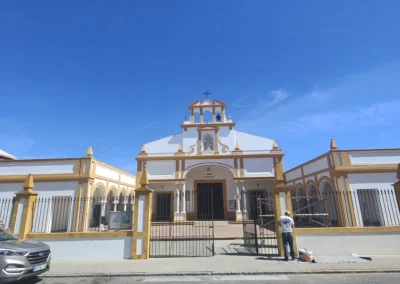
[291,189,400,228]
[0,198,15,230]
[30,196,134,233]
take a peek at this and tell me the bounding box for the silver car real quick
[0,227,51,283]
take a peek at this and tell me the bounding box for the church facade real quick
[136,97,284,222]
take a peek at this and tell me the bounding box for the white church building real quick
[136,96,284,222]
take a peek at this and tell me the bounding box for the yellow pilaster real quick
[73,183,83,232]
[9,174,39,239]
[81,180,93,232]
[273,155,298,257]
[132,165,153,260]
[335,176,349,227]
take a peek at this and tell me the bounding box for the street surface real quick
[16,273,398,284]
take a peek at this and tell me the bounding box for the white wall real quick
[285,168,302,182]
[348,173,397,191]
[297,233,400,256]
[303,157,329,176]
[185,159,234,173]
[347,173,400,227]
[34,237,132,261]
[0,161,76,175]
[218,127,235,153]
[121,174,135,185]
[147,160,175,179]
[96,164,119,180]
[0,181,78,199]
[349,152,400,165]
[243,158,274,177]
[183,128,199,155]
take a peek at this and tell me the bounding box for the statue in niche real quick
[203,134,214,151]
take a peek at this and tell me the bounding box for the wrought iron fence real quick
[30,196,134,233]
[291,189,400,228]
[150,190,214,258]
[0,198,15,229]
[242,192,278,256]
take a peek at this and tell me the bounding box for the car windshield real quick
[0,228,19,241]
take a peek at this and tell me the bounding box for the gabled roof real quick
[0,149,17,160]
[142,133,183,154]
[234,131,275,151]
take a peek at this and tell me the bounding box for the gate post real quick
[272,154,299,257]
[9,174,38,239]
[132,166,153,260]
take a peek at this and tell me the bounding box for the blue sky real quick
[1,0,399,173]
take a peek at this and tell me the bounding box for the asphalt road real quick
[15,273,399,284]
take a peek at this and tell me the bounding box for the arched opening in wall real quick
[128,192,135,212]
[290,189,298,213]
[194,112,200,123]
[106,189,118,226]
[203,134,214,151]
[90,186,105,229]
[185,164,234,220]
[320,181,339,227]
[118,190,127,211]
[215,112,222,122]
[306,184,327,227]
[203,110,213,123]
[295,187,307,225]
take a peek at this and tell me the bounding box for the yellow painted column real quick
[273,155,298,257]
[81,180,93,232]
[132,166,153,260]
[335,176,350,227]
[9,174,39,239]
[73,183,83,232]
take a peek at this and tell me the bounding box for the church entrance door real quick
[196,182,224,220]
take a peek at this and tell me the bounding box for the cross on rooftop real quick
[202,90,212,99]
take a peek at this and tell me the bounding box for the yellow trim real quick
[175,160,179,179]
[343,175,357,227]
[27,231,133,239]
[272,188,283,256]
[240,158,244,177]
[234,159,238,177]
[92,182,107,196]
[73,183,82,232]
[0,174,90,183]
[136,152,284,161]
[335,176,349,227]
[335,165,397,173]
[296,226,400,234]
[81,181,92,232]
[182,160,186,179]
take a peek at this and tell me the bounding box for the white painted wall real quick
[218,127,235,153]
[347,173,400,227]
[348,173,397,191]
[121,174,135,185]
[147,160,175,179]
[303,157,329,176]
[285,168,302,182]
[0,161,76,176]
[243,158,274,177]
[183,128,198,155]
[34,237,132,260]
[297,233,400,256]
[185,159,235,174]
[349,152,400,165]
[96,164,119,180]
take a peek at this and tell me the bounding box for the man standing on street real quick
[278,210,295,261]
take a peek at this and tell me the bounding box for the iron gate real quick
[150,189,215,258]
[242,192,278,256]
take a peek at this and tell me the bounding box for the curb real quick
[41,269,400,278]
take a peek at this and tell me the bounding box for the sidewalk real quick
[44,255,400,277]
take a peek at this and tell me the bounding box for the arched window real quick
[203,134,214,151]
